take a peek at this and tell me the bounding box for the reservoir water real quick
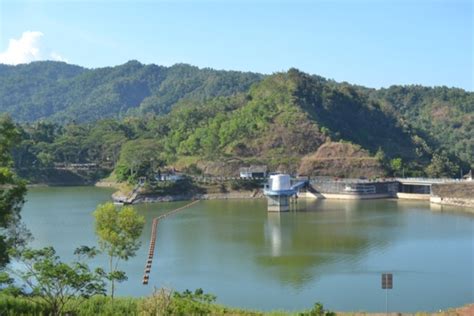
[21,186,473,312]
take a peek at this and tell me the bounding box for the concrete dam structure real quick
[306,179,399,200]
[263,174,307,212]
[263,176,465,211]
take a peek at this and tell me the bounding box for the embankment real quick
[431,182,474,209]
[110,177,474,217]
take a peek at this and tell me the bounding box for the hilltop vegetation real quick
[0,61,262,122]
[1,61,472,180]
[371,86,474,168]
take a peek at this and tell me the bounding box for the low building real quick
[155,173,185,182]
[239,165,267,178]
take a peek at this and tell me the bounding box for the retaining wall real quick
[396,192,430,200]
[307,180,399,199]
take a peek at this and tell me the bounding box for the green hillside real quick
[9,67,472,181]
[141,69,428,172]
[371,86,474,167]
[2,61,472,179]
[0,61,262,122]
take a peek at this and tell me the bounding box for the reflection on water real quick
[254,200,401,289]
[266,213,282,257]
[21,187,474,312]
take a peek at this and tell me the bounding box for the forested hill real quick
[369,86,474,169]
[9,66,473,180]
[1,60,473,178]
[0,60,263,122]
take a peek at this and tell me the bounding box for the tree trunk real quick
[109,255,115,299]
[111,280,115,299]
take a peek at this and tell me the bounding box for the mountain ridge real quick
[0,60,263,122]
[3,61,473,178]
[1,60,472,123]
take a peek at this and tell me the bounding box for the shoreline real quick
[29,179,474,213]
[430,197,474,209]
[128,191,474,215]
[94,179,123,189]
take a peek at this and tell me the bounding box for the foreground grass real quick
[1,292,471,316]
[0,291,297,316]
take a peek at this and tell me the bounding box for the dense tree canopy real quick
[0,115,27,267]
[0,61,262,123]
[2,62,471,179]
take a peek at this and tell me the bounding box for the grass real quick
[0,290,321,316]
[1,292,471,316]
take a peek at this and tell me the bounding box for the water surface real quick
[21,187,474,312]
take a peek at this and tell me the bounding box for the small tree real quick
[10,246,106,316]
[424,153,459,178]
[375,147,386,163]
[93,202,145,298]
[390,158,403,177]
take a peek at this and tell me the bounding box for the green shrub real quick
[299,302,335,316]
[71,296,138,316]
[219,183,228,193]
[182,164,203,175]
[0,295,50,316]
[138,288,217,316]
[230,179,262,191]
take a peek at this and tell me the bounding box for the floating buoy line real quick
[142,200,200,285]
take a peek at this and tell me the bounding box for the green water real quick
[21,187,474,312]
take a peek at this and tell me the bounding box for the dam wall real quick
[304,179,399,200]
[430,182,474,208]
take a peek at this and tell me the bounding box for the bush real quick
[0,294,139,316]
[219,183,228,193]
[139,288,217,316]
[300,302,335,316]
[72,296,138,316]
[182,164,203,175]
[0,295,50,316]
[138,288,173,316]
[229,178,262,191]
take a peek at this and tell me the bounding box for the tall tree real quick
[9,246,106,316]
[93,202,144,298]
[0,115,27,268]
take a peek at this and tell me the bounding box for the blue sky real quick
[0,0,472,90]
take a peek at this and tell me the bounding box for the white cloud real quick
[50,51,68,63]
[0,31,67,65]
